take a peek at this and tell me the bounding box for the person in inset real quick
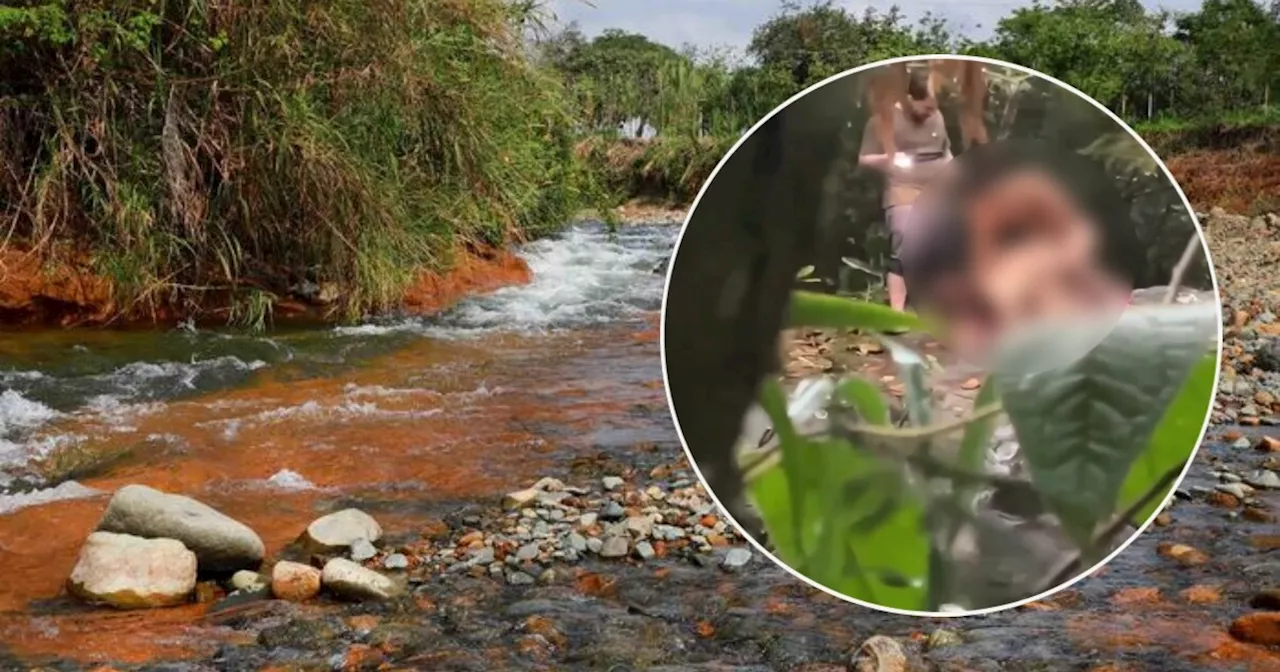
[898,139,1146,609]
[858,67,954,315]
[902,139,1141,365]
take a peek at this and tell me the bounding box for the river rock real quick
[67,532,197,609]
[300,509,382,553]
[272,561,321,602]
[96,485,264,573]
[853,634,908,672]
[721,547,752,571]
[230,570,269,595]
[503,488,539,511]
[350,538,377,561]
[1249,588,1280,610]
[599,535,629,558]
[322,558,402,601]
[1245,469,1280,490]
[1229,612,1280,646]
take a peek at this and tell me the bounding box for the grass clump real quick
[575,135,736,205]
[0,0,597,324]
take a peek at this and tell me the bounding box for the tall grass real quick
[0,0,597,323]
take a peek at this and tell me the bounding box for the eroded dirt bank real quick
[0,244,534,329]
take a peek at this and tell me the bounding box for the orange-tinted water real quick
[0,320,667,664]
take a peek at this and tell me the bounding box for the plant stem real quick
[1036,463,1184,592]
[1162,234,1202,304]
[739,401,1005,482]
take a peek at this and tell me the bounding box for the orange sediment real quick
[0,243,532,328]
[0,313,665,665]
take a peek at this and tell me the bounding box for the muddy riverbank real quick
[0,213,1277,671]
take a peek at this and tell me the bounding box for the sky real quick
[546,0,1208,52]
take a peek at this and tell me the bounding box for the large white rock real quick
[96,485,265,573]
[67,532,196,609]
[321,558,402,601]
[299,508,382,553]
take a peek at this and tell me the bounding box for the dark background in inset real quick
[679,64,1213,302]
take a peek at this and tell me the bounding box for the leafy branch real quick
[743,280,1217,611]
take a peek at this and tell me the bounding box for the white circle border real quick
[657,53,1226,618]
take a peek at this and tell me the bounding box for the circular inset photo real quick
[660,56,1222,615]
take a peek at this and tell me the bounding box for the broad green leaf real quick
[836,377,890,425]
[989,303,1217,550]
[749,465,801,561]
[826,440,930,609]
[810,437,929,610]
[789,291,925,332]
[1117,352,1217,524]
[758,379,809,559]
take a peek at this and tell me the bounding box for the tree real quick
[1175,0,1280,109]
[747,1,952,89]
[989,0,1182,118]
[540,27,685,136]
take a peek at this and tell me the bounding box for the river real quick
[0,221,1275,670]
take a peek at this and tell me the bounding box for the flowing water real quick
[0,222,1275,670]
[0,223,676,663]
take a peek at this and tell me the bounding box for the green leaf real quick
[789,291,926,332]
[1117,352,1217,524]
[836,377,890,425]
[749,464,801,561]
[758,379,818,564]
[821,438,930,609]
[989,303,1217,551]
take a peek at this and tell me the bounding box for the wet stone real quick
[927,629,964,650]
[602,476,624,491]
[634,541,655,560]
[721,547,752,571]
[599,536,629,558]
[230,570,269,594]
[97,484,264,573]
[1249,588,1280,610]
[67,532,197,609]
[301,508,382,554]
[625,515,654,538]
[566,532,588,552]
[272,560,322,602]
[652,524,685,541]
[383,553,409,570]
[600,502,626,521]
[350,538,377,562]
[1216,482,1251,499]
[321,558,402,601]
[507,571,535,586]
[1245,469,1280,489]
[516,543,541,561]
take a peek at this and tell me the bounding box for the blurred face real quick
[905,94,937,123]
[918,167,1130,362]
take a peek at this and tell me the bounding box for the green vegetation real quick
[538,0,1280,203]
[2,0,1275,325]
[744,284,1217,611]
[0,0,601,323]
